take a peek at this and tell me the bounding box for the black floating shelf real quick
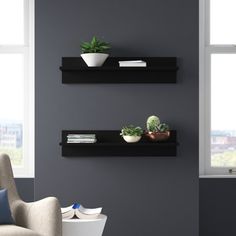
[60,57,178,84]
[60,130,178,157]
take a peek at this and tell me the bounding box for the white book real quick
[67,138,96,142]
[119,60,143,63]
[61,203,102,220]
[119,60,147,67]
[79,205,102,215]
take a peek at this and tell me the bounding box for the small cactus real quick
[146,115,160,132]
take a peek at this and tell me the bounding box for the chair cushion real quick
[0,225,41,236]
[0,189,14,224]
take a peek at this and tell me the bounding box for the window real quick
[0,0,34,177]
[200,0,236,176]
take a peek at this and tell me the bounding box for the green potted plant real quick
[146,115,170,141]
[80,36,111,67]
[120,125,143,143]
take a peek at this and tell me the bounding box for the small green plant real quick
[81,36,111,53]
[146,115,160,132]
[158,123,169,132]
[146,115,169,132]
[120,125,143,137]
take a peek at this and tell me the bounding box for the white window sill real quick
[200,175,236,178]
[14,176,34,179]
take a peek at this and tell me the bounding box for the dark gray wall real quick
[15,178,34,202]
[200,179,236,236]
[35,1,199,236]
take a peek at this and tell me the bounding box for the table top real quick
[62,214,107,223]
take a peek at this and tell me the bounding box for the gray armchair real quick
[0,154,62,236]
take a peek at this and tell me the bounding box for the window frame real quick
[199,0,236,177]
[0,0,35,178]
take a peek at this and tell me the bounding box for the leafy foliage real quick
[212,151,236,167]
[120,125,143,137]
[157,123,169,132]
[146,115,169,132]
[81,36,111,53]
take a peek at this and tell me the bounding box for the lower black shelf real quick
[60,130,178,157]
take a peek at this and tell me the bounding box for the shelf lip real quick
[60,57,178,84]
[60,66,179,72]
[59,142,179,147]
[60,130,178,147]
[61,130,178,157]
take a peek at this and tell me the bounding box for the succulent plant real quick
[120,125,143,137]
[81,36,111,53]
[146,115,160,132]
[158,123,169,132]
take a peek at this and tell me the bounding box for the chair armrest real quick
[12,197,62,236]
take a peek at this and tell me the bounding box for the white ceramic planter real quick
[122,135,141,143]
[81,53,109,67]
[62,215,107,236]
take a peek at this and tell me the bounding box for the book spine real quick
[118,60,143,63]
[67,139,96,142]
[67,137,96,139]
[67,135,96,138]
[67,140,97,143]
[119,63,147,67]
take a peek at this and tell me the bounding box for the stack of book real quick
[118,60,147,67]
[61,203,102,219]
[67,134,97,143]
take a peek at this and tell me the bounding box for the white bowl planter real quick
[122,135,141,143]
[81,53,109,67]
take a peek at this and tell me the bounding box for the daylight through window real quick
[200,0,236,175]
[0,0,34,177]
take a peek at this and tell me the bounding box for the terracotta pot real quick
[145,131,170,142]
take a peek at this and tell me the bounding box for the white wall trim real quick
[0,0,35,178]
[199,0,236,177]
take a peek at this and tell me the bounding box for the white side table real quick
[62,214,107,236]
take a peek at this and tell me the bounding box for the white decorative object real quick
[81,53,109,67]
[122,135,141,143]
[62,214,107,236]
[118,60,147,67]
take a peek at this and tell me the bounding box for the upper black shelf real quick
[60,57,178,84]
[60,130,178,157]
